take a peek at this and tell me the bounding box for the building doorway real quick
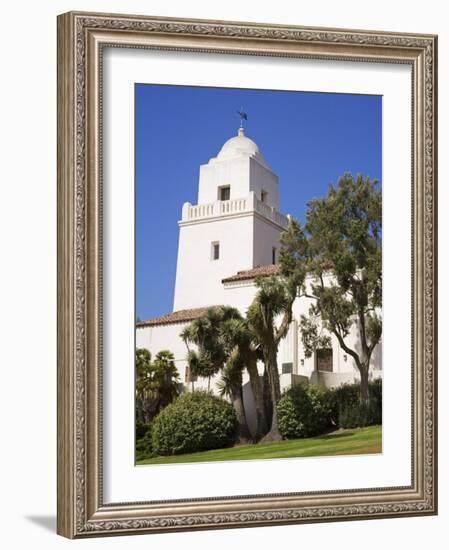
[316,348,333,372]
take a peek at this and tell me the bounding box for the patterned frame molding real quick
[57,11,438,538]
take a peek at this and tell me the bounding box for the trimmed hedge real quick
[152,391,237,456]
[328,379,382,429]
[277,379,383,438]
[277,383,332,439]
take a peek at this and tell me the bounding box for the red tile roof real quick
[222,264,279,284]
[136,306,223,328]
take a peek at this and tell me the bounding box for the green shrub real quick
[136,420,151,440]
[136,423,154,461]
[152,391,237,455]
[277,383,332,439]
[329,379,382,429]
[339,403,372,428]
[369,377,383,424]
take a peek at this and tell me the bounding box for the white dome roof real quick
[215,128,267,166]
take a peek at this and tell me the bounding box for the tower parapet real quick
[180,192,288,229]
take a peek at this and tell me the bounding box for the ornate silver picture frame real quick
[57,11,437,538]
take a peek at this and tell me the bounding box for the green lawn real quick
[137,425,382,465]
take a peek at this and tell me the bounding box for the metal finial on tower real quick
[237,107,248,130]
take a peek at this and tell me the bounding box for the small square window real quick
[212,242,220,260]
[219,186,230,201]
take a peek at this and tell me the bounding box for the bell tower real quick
[173,127,288,311]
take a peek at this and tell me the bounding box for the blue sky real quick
[136,84,382,321]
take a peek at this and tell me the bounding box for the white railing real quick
[254,196,289,228]
[219,197,247,215]
[181,192,289,229]
[185,203,215,219]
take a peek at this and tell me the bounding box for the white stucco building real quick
[136,126,381,433]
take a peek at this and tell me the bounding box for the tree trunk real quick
[357,307,371,406]
[232,388,252,444]
[260,347,282,442]
[142,397,159,424]
[359,365,370,405]
[246,359,268,440]
[333,328,372,408]
[262,365,272,428]
[135,398,144,424]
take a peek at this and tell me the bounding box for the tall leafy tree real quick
[281,173,382,404]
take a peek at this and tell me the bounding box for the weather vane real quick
[237,107,248,128]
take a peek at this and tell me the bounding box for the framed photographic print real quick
[57,11,438,538]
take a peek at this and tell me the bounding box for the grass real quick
[137,425,382,465]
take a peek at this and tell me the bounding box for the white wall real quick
[1,1,447,550]
[249,157,279,208]
[174,214,255,309]
[198,156,250,203]
[223,280,259,312]
[290,281,382,378]
[199,156,279,207]
[174,213,284,311]
[253,214,283,266]
[136,322,192,383]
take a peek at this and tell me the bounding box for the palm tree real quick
[219,316,267,440]
[180,306,240,389]
[181,307,253,443]
[216,351,252,444]
[135,348,180,423]
[152,350,180,410]
[180,310,223,389]
[135,348,152,423]
[184,349,199,391]
[243,218,308,442]
[181,320,213,390]
[247,277,297,442]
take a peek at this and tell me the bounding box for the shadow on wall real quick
[24,515,56,533]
